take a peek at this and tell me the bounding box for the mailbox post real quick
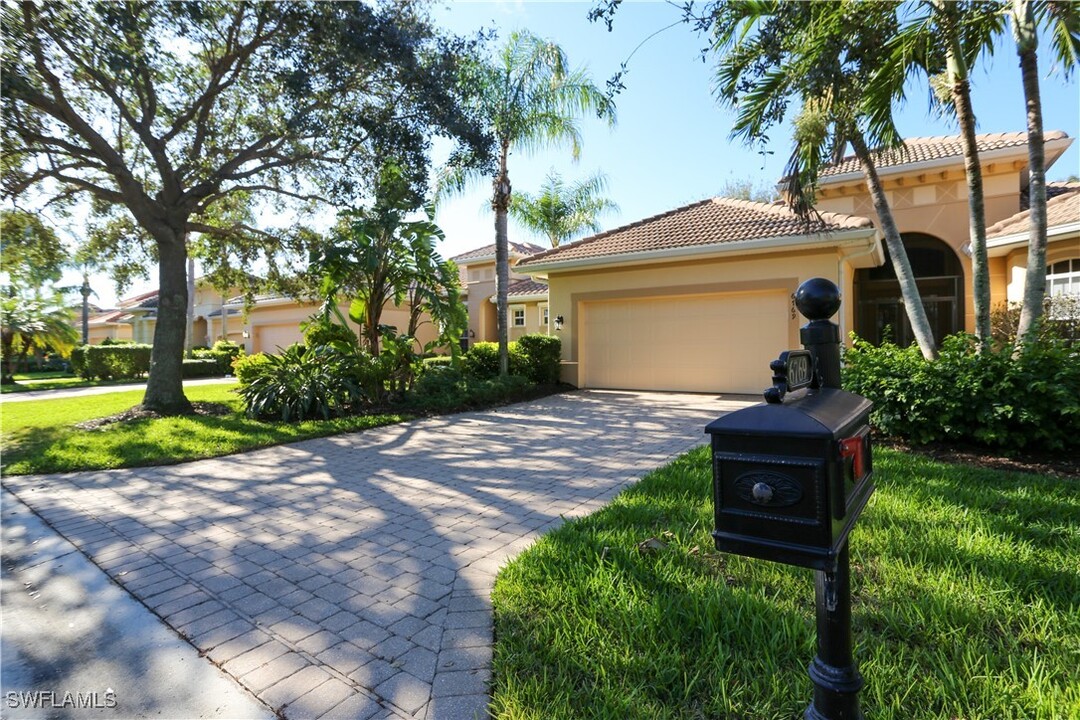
[705,278,872,720]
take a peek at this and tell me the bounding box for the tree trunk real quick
[1013,1,1047,350]
[493,141,512,377]
[851,133,939,360]
[142,228,193,414]
[953,78,992,351]
[81,274,91,346]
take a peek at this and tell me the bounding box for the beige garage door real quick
[581,291,789,394]
[254,324,302,354]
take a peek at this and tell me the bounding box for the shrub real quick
[181,358,220,378]
[303,319,359,349]
[236,344,366,421]
[408,367,533,413]
[232,352,273,386]
[991,296,1080,346]
[70,345,87,377]
[843,333,1080,453]
[191,340,243,375]
[516,333,562,384]
[419,355,454,375]
[100,337,134,346]
[463,341,527,379]
[76,344,152,380]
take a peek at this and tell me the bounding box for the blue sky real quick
[75,1,1080,306]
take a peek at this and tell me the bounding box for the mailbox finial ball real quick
[795,278,841,321]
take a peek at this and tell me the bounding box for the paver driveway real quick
[3,390,753,719]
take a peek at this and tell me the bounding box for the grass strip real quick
[1,384,408,475]
[491,446,1079,720]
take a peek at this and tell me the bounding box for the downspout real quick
[836,233,882,344]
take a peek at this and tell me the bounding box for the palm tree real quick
[1011,0,1080,348]
[871,1,1004,351]
[509,170,619,248]
[440,31,614,375]
[712,0,939,359]
[1,292,79,382]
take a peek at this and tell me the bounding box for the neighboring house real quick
[217,293,438,356]
[512,130,1078,395]
[88,279,244,347]
[450,241,547,348]
[84,309,134,345]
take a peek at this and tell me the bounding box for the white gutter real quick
[517,227,878,275]
[818,136,1074,187]
[984,221,1080,256]
[488,292,548,304]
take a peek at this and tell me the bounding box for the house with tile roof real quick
[509,131,1078,395]
[450,241,547,347]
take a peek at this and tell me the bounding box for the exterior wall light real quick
[554,315,564,331]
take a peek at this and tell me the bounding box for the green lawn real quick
[1,383,408,475]
[1,374,140,393]
[491,446,1079,720]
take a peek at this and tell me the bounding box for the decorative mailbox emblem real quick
[764,350,816,404]
[734,471,803,507]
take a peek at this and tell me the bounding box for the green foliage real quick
[181,358,220,378]
[310,163,466,360]
[0,210,67,289]
[420,355,455,374]
[515,333,562,384]
[232,352,272,387]
[408,366,533,413]
[236,344,365,422]
[191,340,242,374]
[69,345,87,377]
[992,297,1080,346]
[76,344,153,381]
[100,337,135,345]
[463,341,527,379]
[302,316,360,349]
[508,170,618,248]
[843,333,1080,452]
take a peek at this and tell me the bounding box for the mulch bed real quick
[75,402,232,430]
[880,438,1080,479]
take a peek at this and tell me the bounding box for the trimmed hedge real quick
[73,344,152,380]
[408,367,533,413]
[181,358,220,378]
[843,333,1080,453]
[463,335,560,382]
[516,334,561,384]
[232,352,273,386]
[191,340,243,375]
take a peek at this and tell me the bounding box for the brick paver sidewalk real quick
[3,390,750,719]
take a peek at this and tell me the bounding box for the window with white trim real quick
[540,304,549,327]
[511,306,526,327]
[1048,258,1080,296]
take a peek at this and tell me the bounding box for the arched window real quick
[1047,258,1080,297]
[854,234,963,346]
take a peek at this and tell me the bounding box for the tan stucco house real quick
[509,131,1078,395]
[450,241,547,348]
[83,282,440,355]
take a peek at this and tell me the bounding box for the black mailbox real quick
[705,385,873,572]
[704,278,874,720]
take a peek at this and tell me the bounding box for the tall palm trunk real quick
[1013,0,1048,349]
[493,140,512,377]
[944,34,993,351]
[851,133,939,360]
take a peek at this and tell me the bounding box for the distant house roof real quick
[987,188,1080,241]
[450,241,546,263]
[516,197,874,270]
[1022,180,1080,210]
[819,130,1071,181]
[498,278,548,302]
[118,289,159,308]
[88,309,125,324]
